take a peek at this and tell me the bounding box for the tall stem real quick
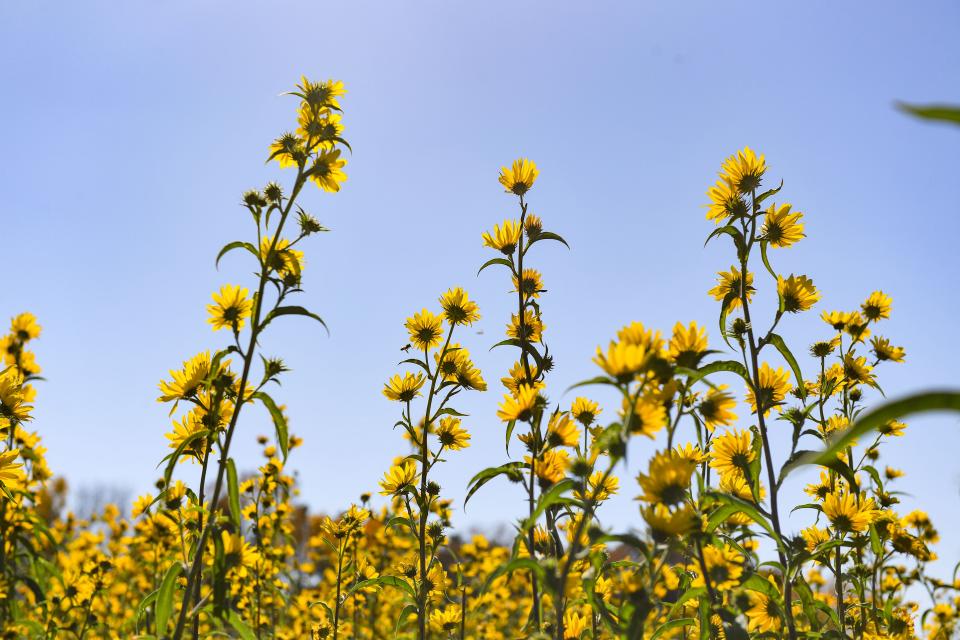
[171,171,306,640]
[739,194,797,640]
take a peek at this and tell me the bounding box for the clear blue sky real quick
[3,0,959,575]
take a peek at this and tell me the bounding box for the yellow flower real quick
[429,607,461,633]
[0,368,31,422]
[207,284,253,332]
[842,354,875,387]
[761,203,805,248]
[709,266,755,310]
[297,107,342,148]
[621,396,667,438]
[862,290,892,322]
[10,313,41,342]
[575,471,619,502]
[570,397,601,426]
[497,385,540,423]
[535,449,570,484]
[617,321,665,352]
[777,274,820,313]
[562,610,588,639]
[668,321,708,367]
[165,412,210,464]
[435,344,487,391]
[513,268,544,299]
[0,449,24,486]
[642,503,699,538]
[693,544,744,591]
[439,287,480,326]
[698,385,737,431]
[481,219,522,254]
[498,158,539,195]
[296,76,346,110]
[594,340,648,382]
[745,363,792,415]
[871,336,905,363]
[436,417,471,451]
[823,491,880,533]
[507,309,545,343]
[308,148,347,192]
[546,412,580,449]
[709,429,755,478]
[378,460,418,495]
[705,176,747,223]
[382,372,426,402]
[745,590,782,634]
[636,451,696,506]
[268,132,305,169]
[879,420,906,437]
[405,308,444,351]
[801,525,831,551]
[260,236,305,283]
[720,146,766,193]
[821,310,851,331]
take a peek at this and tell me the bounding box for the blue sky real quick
[3,0,959,577]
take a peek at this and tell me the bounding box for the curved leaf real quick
[254,391,289,459]
[215,241,260,268]
[155,562,184,634]
[226,458,241,528]
[464,461,525,508]
[261,305,329,335]
[766,333,805,400]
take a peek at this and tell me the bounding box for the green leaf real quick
[668,587,706,618]
[685,360,751,388]
[261,305,329,335]
[741,574,780,598]
[482,557,546,595]
[135,589,158,626]
[759,240,778,281]
[254,391,289,459]
[704,225,746,258]
[755,179,784,206]
[226,458,241,528]
[766,333,805,400]
[651,618,696,640]
[798,390,960,467]
[529,230,571,249]
[162,430,209,485]
[897,102,960,126]
[464,462,525,508]
[706,492,783,552]
[565,375,619,392]
[225,610,258,640]
[718,291,739,349]
[521,478,577,530]
[477,256,515,276]
[155,562,184,634]
[215,241,260,268]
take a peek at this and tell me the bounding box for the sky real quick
[2,0,959,578]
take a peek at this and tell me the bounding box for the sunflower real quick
[698,385,737,431]
[823,491,880,533]
[513,268,544,299]
[745,590,782,634]
[439,287,480,326]
[777,274,820,313]
[546,412,580,449]
[260,236,304,283]
[268,132,305,169]
[436,417,471,451]
[720,146,766,193]
[378,460,418,495]
[562,611,589,639]
[501,360,539,395]
[693,544,744,591]
[570,397,601,426]
[0,368,31,422]
[207,284,253,332]
[165,412,210,464]
[642,503,700,539]
[498,158,539,195]
[405,308,444,351]
[0,449,24,487]
[709,429,755,478]
[617,321,666,352]
[575,471,619,502]
[842,354,875,387]
[496,385,540,423]
[862,290,892,322]
[668,321,708,368]
[481,219,522,254]
[621,396,667,438]
[594,341,648,382]
[871,336,905,363]
[429,607,462,634]
[297,107,342,148]
[382,372,426,402]
[507,309,545,343]
[10,313,41,342]
[534,449,569,484]
[308,148,348,192]
[745,363,792,415]
[705,176,747,223]
[709,266,755,310]
[636,451,696,506]
[821,310,851,331]
[761,203,805,248]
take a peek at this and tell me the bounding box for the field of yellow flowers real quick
[2,78,960,640]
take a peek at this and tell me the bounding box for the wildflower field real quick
[2,70,960,640]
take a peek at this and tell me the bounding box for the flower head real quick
[405,309,444,351]
[498,158,539,195]
[207,285,253,332]
[481,219,522,254]
[761,203,805,248]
